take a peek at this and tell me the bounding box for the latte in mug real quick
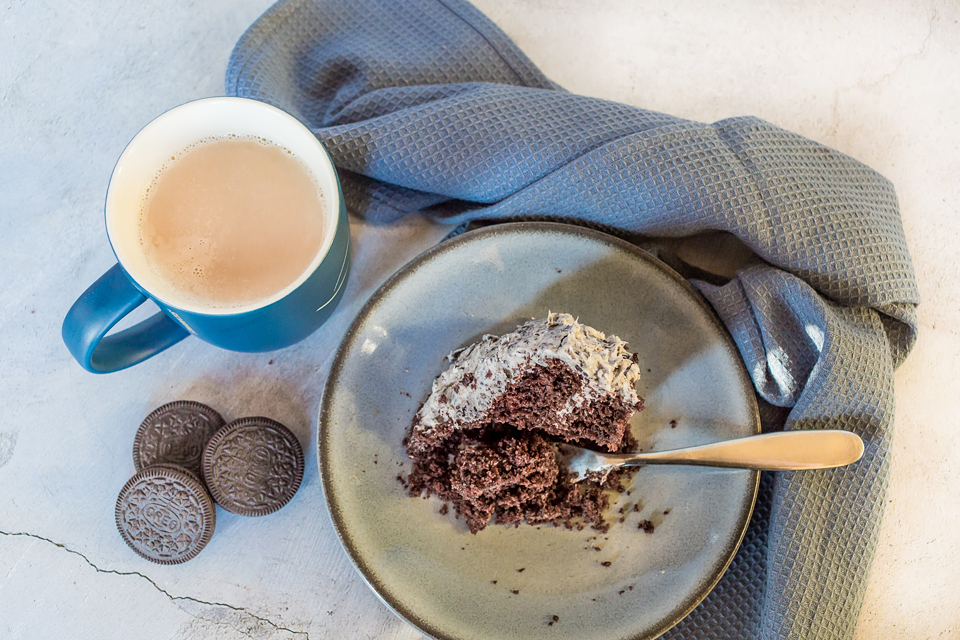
[63,97,350,373]
[139,136,327,310]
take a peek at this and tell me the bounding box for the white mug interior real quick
[105,97,340,316]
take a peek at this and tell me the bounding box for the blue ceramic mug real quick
[63,97,350,373]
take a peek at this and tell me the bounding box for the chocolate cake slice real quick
[404,313,644,533]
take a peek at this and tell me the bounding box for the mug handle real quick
[62,263,190,373]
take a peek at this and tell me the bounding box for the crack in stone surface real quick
[859,5,938,91]
[0,530,309,639]
[826,5,940,142]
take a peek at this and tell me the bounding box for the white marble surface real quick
[1,1,957,638]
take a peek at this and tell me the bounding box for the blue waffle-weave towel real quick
[227,1,919,637]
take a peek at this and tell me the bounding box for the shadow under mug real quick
[62,97,351,374]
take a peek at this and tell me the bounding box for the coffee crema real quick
[138,136,326,309]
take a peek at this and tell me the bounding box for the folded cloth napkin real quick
[227,1,919,637]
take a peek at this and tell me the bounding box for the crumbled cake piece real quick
[404,313,644,533]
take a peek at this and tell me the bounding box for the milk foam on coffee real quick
[138,136,326,310]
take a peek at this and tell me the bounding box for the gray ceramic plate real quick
[320,222,759,640]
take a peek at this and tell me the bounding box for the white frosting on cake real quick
[414,313,641,434]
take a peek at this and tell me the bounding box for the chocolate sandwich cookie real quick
[133,401,225,478]
[115,464,216,564]
[202,417,304,516]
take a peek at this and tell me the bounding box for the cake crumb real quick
[669,419,678,428]
[639,519,655,534]
[517,567,525,573]
[548,614,560,626]
[601,561,612,567]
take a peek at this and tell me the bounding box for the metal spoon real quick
[557,430,864,483]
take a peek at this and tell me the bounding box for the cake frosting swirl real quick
[414,313,642,435]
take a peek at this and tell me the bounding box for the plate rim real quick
[319,221,760,640]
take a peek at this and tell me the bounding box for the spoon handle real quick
[618,430,864,470]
